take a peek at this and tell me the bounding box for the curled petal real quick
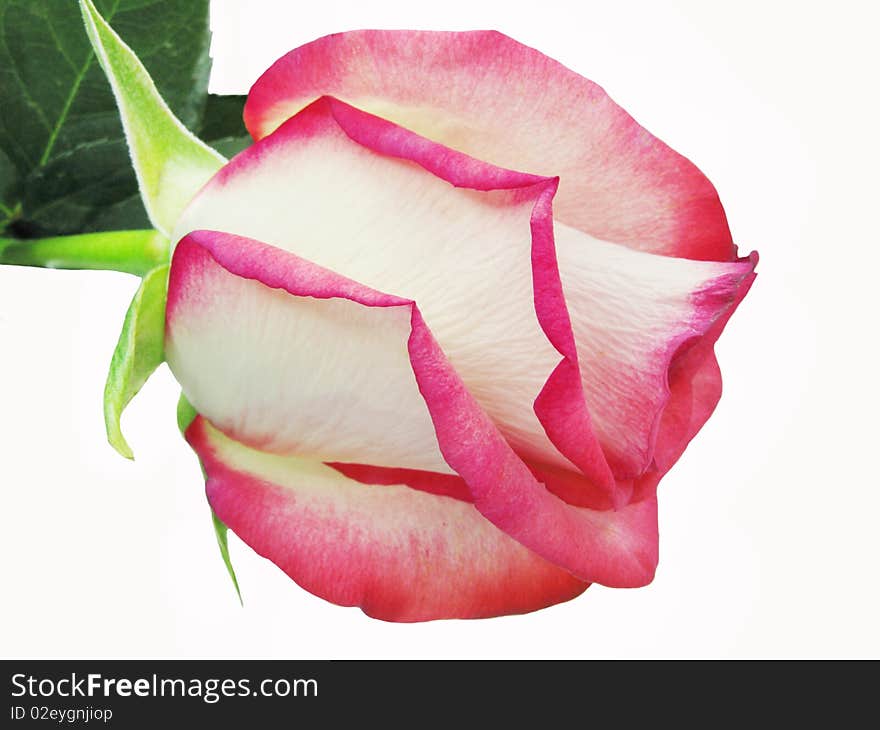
[244,30,734,261]
[167,232,452,474]
[173,96,616,501]
[189,417,588,622]
[652,263,757,474]
[166,231,659,587]
[555,226,757,478]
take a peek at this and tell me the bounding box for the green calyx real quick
[178,393,244,605]
[0,0,246,601]
[104,263,170,459]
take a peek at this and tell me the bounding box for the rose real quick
[19,7,754,622]
[155,30,757,622]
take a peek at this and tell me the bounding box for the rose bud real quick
[74,7,759,621]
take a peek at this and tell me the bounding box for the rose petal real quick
[652,261,758,473]
[244,30,734,261]
[330,458,621,511]
[555,225,758,477]
[167,233,451,474]
[190,416,588,622]
[166,231,658,586]
[194,126,758,487]
[173,96,615,498]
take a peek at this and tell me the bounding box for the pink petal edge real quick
[244,29,736,262]
[190,416,589,621]
[186,95,620,504]
[653,256,759,473]
[169,230,659,587]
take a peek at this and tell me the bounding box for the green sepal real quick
[103,264,169,459]
[176,392,199,434]
[177,392,243,604]
[79,0,225,235]
[212,510,243,607]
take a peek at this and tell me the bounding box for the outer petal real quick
[244,30,734,261]
[167,232,452,474]
[173,96,616,499]
[652,263,758,474]
[166,231,659,586]
[189,417,588,622]
[554,226,757,478]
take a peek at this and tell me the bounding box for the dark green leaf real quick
[0,0,211,236]
[0,145,17,226]
[83,192,149,232]
[206,135,251,159]
[199,94,248,141]
[199,95,251,160]
[20,138,143,235]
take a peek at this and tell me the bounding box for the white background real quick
[1,0,878,658]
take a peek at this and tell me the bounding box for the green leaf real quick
[0,0,212,237]
[79,0,224,235]
[198,95,251,158]
[199,95,248,141]
[178,392,243,604]
[83,191,149,233]
[0,151,19,234]
[20,138,147,234]
[205,136,251,159]
[103,263,168,459]
[0,146,17,222]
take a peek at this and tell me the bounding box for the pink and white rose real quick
[163,31,757,621]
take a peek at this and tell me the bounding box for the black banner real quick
[2,660,871,725]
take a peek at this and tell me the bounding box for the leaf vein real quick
[38,0,123,167]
